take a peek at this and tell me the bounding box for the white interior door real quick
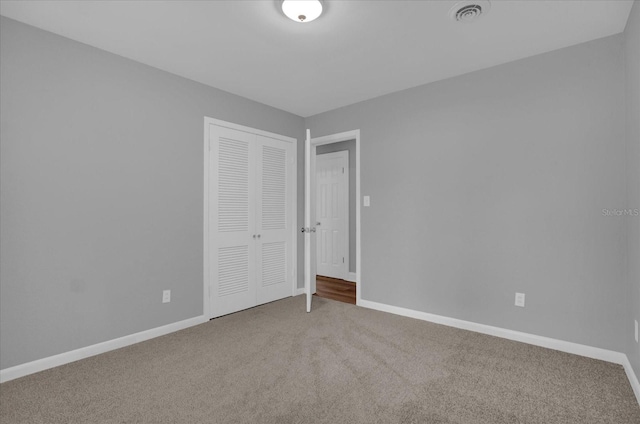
[256,135,293,305]
[315,151,348,280]
[304,130,312,312]
[210,126,257,317]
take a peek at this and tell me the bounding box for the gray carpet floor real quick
[1,295,639,423]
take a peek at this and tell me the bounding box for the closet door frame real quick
[203,117,297,319]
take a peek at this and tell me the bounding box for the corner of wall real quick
[623,0,640,382]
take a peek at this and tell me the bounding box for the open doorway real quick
[307,130,361,307]
[315,143,355,304]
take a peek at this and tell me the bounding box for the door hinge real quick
[343,257,345,263]
[342,167,345,174]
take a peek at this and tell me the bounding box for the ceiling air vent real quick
[449,0,491,23]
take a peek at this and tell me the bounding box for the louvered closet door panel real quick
[209,125,257,318]
[256,135,293,305]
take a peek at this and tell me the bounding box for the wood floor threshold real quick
[315,275,356,305]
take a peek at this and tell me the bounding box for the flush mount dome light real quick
[282,0,323,23]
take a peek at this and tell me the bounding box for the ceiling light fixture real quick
[282,0,323,23]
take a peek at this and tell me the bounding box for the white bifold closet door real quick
[256,135,292,305]
[209,125,293,319]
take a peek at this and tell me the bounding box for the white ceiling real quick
[0,0,634,117]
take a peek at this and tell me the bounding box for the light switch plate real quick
[515,292,525,307]
[162,290,171,303]
[364,196,370,207]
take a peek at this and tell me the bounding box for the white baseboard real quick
[359,299,640,405]
[622,356,640,405]
[294,287,305,296]
[346,272,357,283]
[4,299,638,406]
[0,315,206,384]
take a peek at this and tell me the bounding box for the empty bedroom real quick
[1,1,639,423]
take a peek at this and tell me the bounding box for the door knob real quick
[316,222,321,226]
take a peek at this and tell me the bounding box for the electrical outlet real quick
[635,320,638,343]
[515,292,525,307]
[162,290,171,304]
[363,196,370,207]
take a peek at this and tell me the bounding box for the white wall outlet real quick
[363,196,370,207]
[515,292,525,307]
[162,290,171,304]
[635,320,638,343]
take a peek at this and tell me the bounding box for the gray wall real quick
[1,10,637,374]
[0,17,305,370]
[625,1,640,378]
[316,140,356,274]
[306,34,628,352]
